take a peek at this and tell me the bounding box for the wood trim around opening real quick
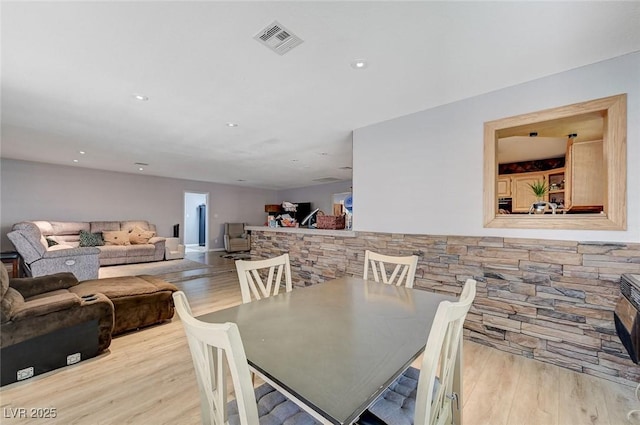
[483,94,626,230]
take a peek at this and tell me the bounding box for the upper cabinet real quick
[565,139,604,210]
[497,176,511,197]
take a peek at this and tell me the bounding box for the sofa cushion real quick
[1,287,24,324]
[1,263,9,299]
[9,272,79,299]
[97,245,128,258]
[79,230,104,247]
[27,289,69,300]
[129,226,155,245]
[125,244,156,256]
[121,221,150,233]
[103,231,131,246]
[47,244,76,251]
[32,221,55,236]
[13,292,82,320]
[70,275,176,298]
[48,235,80,246]
[50,221,90,236]
[90,221,121,233]
[0,264,12,323]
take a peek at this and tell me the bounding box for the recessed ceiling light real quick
[291,159,299,162]
[79,151,86,155]
[133,94,148,101]
[138,167,144,171]
[226,122,238,127]
[350,60,368,70]
[72,159,79,163]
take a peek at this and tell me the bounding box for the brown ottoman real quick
[70,275,178,335]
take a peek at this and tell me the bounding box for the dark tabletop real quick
[198,276,453,424]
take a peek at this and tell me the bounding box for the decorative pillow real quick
[102,230,130,246]
[129,226,156,245]
[79,230,104,247]
[46,237,59,247]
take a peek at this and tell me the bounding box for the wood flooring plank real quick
[461,340,493,407]
[598,376,639,425]
[460,347,523,425]
[557,366,611,425]
[506,356,559,425]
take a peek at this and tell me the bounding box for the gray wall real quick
[277,180,352,216]
[353,52,640,242]
[0,159,278,251]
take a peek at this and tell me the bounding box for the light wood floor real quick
[1,252,638,425]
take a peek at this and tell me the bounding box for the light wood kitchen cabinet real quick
[565,139,604,210]
[511,171,546,212]
[497,176,511,197]
[498,167,565,213]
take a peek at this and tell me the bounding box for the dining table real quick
[198,276,459,425]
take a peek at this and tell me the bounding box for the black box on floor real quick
[1,320,99,386]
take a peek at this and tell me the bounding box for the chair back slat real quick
[363,250,419,288]
[172,291,261,425]
[414,279,476,425]
[236,254,293,303]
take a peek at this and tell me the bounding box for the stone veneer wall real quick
[250,229,640,387]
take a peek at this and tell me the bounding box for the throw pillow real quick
[128,226,156,245]
[79,230,104,247]
[46,237,59,247]
[102,230,131,246]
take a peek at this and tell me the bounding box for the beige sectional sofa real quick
[7,220,166,280]
[37,220,166,266]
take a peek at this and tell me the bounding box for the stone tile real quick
[546,341,598,364]
[483,314,521,332]
[522,322,601,348]
[520,261,563,274]
[577,242,628,254]
[530,250,583,266]
[505,331,541,349]
[562,264,600,279]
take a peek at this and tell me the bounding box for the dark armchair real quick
[224,223,250,253]
[0,264,114,385]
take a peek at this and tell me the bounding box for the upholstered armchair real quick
[165,238,185,260]
[224,223,250,253]
[7,222,100,281]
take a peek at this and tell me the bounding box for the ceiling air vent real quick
[254,21,303,55]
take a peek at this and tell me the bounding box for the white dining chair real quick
[172,291,319,425]
[235,253,293,304]
[361,278,477,425]
[363,250,419,288]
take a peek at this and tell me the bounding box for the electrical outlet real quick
[67,353,81,365]
[17,367,34,381]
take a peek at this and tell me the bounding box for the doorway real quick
[184,191,209,253]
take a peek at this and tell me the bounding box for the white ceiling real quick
[2,1,639,190]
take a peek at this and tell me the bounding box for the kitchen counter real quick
[245,225,356,238]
